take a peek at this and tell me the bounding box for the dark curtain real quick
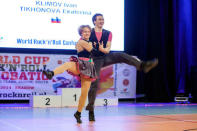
[173,0,192,95]
[193,0,197,65]
[125,0,197,102]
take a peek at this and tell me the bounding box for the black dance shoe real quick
[89,112,95,121]
[42,70,54,80]
[74,112,82,124]
[142,58,158,73]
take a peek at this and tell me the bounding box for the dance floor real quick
[0,102,197,131]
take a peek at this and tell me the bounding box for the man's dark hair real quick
[92,13,103,25]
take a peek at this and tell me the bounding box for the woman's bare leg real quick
[53,62,79,75]
[77,77,92,112]
[74,77,91,123]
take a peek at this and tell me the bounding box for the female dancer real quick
[43,25,97,124]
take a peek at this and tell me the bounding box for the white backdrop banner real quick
[115,64,136,98]
[0,53,136,100]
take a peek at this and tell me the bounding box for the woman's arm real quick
[75,43,83,52]
[77,40,93,52]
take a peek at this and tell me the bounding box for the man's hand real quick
[98,41,111,54]
[93,42,97,48]
[98,41,104,52]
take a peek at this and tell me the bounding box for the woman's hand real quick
[77,40,93,52]
[76,43,83,52]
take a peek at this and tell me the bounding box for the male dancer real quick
[83,13,158,121]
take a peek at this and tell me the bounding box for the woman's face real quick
[81,27,91,40]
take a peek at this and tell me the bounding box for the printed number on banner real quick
[103,99,108,106]
[45,98,50,105]
[61,88,81,107]
[73,94,77,102]
[30,95,61,108]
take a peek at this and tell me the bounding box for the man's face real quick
[94,15,104,28]
[81,27,91,40]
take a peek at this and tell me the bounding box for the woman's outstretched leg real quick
[43,62,79,79]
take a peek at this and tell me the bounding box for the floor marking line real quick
[143,115,197,124]
[0,120,26,131]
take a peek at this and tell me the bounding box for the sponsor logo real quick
[123,88,128,92]
[123,79,129,86]
[122,68,130,77]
